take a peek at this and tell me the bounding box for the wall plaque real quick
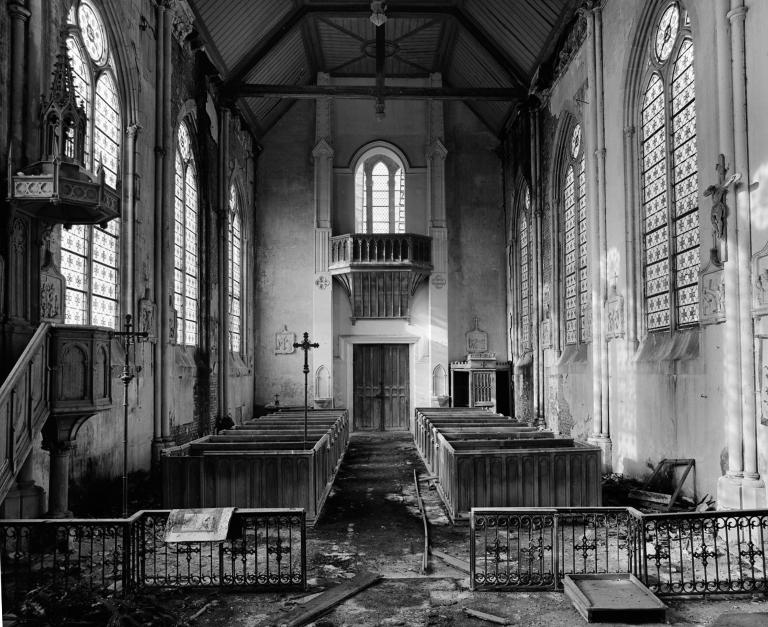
[466,317,488,354]
[275,325,296,354]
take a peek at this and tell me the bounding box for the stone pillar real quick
[44,441,74,518]
[730,1,765,507]
[427,74,449,405]
[124,124,140,320]
[716,0,744,509]
[219,108,231,419]
[528,107,542,425]
[8,1,30,157]
[313,76,334,406]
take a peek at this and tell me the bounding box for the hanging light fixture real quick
[370,1,387,27]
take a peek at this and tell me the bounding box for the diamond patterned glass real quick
[228,186,243,353]
[61,3,120,329]
[355,155,406,233]
[174,123,199,346]
[641,19,699,332]
[520,209,530,350]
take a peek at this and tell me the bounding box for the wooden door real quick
[353,344,409,431]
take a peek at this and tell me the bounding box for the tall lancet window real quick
[640,1,699,331]
[228,185,243,353]
[562,123,589,345]
[354,153,405,233]
[174,122,200,346]
[519,186,532,352]
[61,0,121,328]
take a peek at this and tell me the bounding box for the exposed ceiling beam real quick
[236,84,524,101]
[218,3,529,91]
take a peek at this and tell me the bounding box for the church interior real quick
[2,0,768,623]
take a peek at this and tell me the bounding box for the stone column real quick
[716,0,744,508]
[528,107,542,424]
[219,108,231,419]
[313,76,334,406]
[729,1,765,507]
[8,1,30,157]
[44,441,74,518]
[427,74,449,405]
[124,124,140,320]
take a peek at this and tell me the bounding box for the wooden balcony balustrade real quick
[330,233,432,269]
[329,234,432,322]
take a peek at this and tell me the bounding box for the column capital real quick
[426,139,448,161]
[8,2,31,20]
[312,137,334,159]
[126,123,142,139]
[727,5,748,23]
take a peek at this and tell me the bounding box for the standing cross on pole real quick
[111,314,149,518]
[293,332,319,449]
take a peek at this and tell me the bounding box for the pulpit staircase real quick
[0,323,113,513]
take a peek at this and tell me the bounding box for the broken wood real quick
[430,548,470,573]
[462,607,512,625]
[629,458,695,511]
[414,469,430,574]
[280,571,380,626]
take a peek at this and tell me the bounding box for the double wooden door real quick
[353,344,409,431]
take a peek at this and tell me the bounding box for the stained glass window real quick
[174,123,199,346]
[61,0,121,329]
[519,186,531,351]
[640,2,699,331]
[562,123,588,345]
[228,185,243,353]
[354,153,405,234]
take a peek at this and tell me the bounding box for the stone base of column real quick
[741,477,767,509]
[587,435,612,474]
[716,473,744,510]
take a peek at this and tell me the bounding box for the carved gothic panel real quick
[700,265,725,325]
[606,289,626,339]
[40,258,66,323]
[138,291,157,343]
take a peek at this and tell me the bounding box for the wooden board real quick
[282,571,380,626]
[563,574,666,623]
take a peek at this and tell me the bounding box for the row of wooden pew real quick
[412,407,602,522]
[161,409,350,525]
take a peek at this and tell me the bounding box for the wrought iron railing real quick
[637,508,768,595]
[0,508,306,612]
[470,507,768,597]
[471,507,635,591]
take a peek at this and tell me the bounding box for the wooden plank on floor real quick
[462,607,512,625]
[431,548,470,573]
[281,571,380,627]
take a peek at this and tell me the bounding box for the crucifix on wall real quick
[704,154,740,267]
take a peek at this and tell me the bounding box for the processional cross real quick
[111,314,149,518]
[293,332,319,448]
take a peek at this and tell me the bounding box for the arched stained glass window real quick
[562,123,589,345]
[228,185,243,353]
[174,122,199,346]
[354,152,405,234]
[61,0,121,329]
[519,186,531,351]
[640,1,699,331]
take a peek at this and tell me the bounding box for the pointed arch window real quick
[60,0,121,328]
[174,122,199,346]
[562,122,589,345]
[519,186,532,352]
[354,154,405,233]
[640,1,699,331]
[228,185,243,353]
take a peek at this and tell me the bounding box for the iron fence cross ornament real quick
[294,332,319,448]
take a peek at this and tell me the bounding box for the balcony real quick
[329,233,432,322]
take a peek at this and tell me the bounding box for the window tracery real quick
[174,122,199,346]
[640,1,699,331]
[228,185,243,353]
[562,122,589,345]
[519,186,531,351]
[61,0,121,328]
[354,154,405,234]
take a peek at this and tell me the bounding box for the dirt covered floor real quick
[164,432,767,626]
